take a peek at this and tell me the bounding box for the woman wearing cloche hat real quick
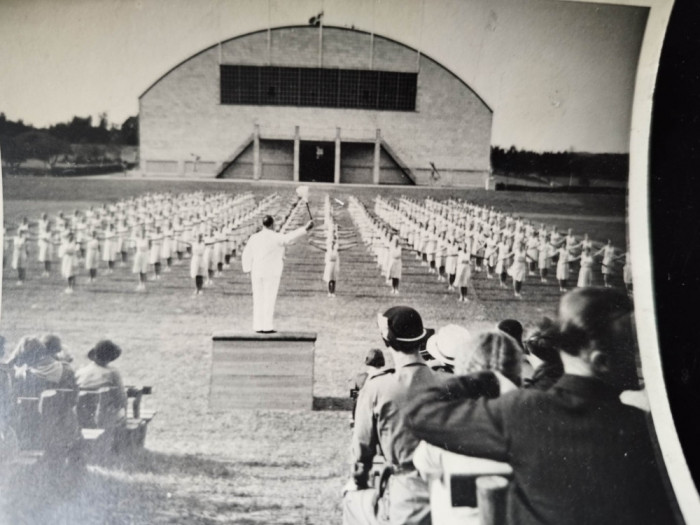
[75,340,128,425]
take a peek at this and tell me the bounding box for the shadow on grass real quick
[0,461,158,525]
[313,396,353,411]
[0,453,296,525]
[95,448,314,476]
[95,448,243,479]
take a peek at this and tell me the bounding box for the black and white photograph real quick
[0,0,695,523]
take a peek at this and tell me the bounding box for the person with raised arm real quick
[241,214,313,333]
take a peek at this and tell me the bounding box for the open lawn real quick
[0,177,627,524]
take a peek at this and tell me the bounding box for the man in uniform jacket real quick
[241,215,313,333]
[405,288,677,525]
[343,306,437,525]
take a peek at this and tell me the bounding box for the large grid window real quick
[220,65,417,111]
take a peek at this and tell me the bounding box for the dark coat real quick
[406,374,676,525]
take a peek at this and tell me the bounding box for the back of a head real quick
[524,317,561,364]
[262,215,274,229]
[364,348,385,368]
[557,287,634,357]
[11,336,48,367]
[40,334,62,356]
[557,287,638,390]
[459,330,523,386]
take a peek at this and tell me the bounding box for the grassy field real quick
[0,176,627,524]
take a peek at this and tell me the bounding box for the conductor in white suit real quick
[242,215,314,332]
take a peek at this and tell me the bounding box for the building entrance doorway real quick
[299,141,334,183]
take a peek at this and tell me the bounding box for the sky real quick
[0,0,651,153]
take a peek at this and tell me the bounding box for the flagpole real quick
[267,0,272,65]
[370,0,375,69]
[318,0,324,67]
[416,0,425,72]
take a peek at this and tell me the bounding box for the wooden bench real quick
[6,389,82,466]
[422,449,512,525]
[124,385,156,449]
[77,385,156,454]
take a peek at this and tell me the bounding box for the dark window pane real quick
[238,65,260,104]
[396,73,417,111]
[220,65,416,111]
[378,71,399,110]
[279,68,299,105]
[319,69,339,107]
[338,69,359,108]
[260,67,280,105]
[358,71,379,109]
[299,68,320,106]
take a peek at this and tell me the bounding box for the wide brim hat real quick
[377,306,434,346]
[426,324,471,365]
[88,340,122,363]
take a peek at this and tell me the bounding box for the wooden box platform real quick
[210,331,317,411]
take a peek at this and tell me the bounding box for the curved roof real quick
[139,25,492,113]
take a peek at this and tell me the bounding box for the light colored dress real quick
[323,247,340,282]
[495,243,509,275]
[85,238,100,270]
[445,243,458,275]
[577,253,594,287]
[601,245,616,275]
[556,248,571,280]
[38,231,53,262]
[11,235,28,269]
[454,250,472,287]
[132,237,150,274]
[102,230,116,262]
[190,242,206,278]
[60,240,78,278]
[526,237,539,266]
[538,240,553,270]
[148,235,162,265]
[387,245,402,279]
[508,248,528,282]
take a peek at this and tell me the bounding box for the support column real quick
[334,127,341,185]
[293,126,300,182]
[253,124,261,180]
[373,129,381,185]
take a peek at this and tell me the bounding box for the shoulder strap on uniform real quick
[370,368,395,380]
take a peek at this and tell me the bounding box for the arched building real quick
[139,25,492,186]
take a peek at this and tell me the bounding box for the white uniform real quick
[241,226,308,332]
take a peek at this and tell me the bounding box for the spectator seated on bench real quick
[6,336,81,460]
[40,333,74,364]
[75,340,127,428]
[9,336,79,398]
[413,330,522,523]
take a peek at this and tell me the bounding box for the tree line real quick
[0,113,138,171]
[491,146,628,181]
[0,113,628,179]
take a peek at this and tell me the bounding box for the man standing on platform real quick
[242,214,313,333]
